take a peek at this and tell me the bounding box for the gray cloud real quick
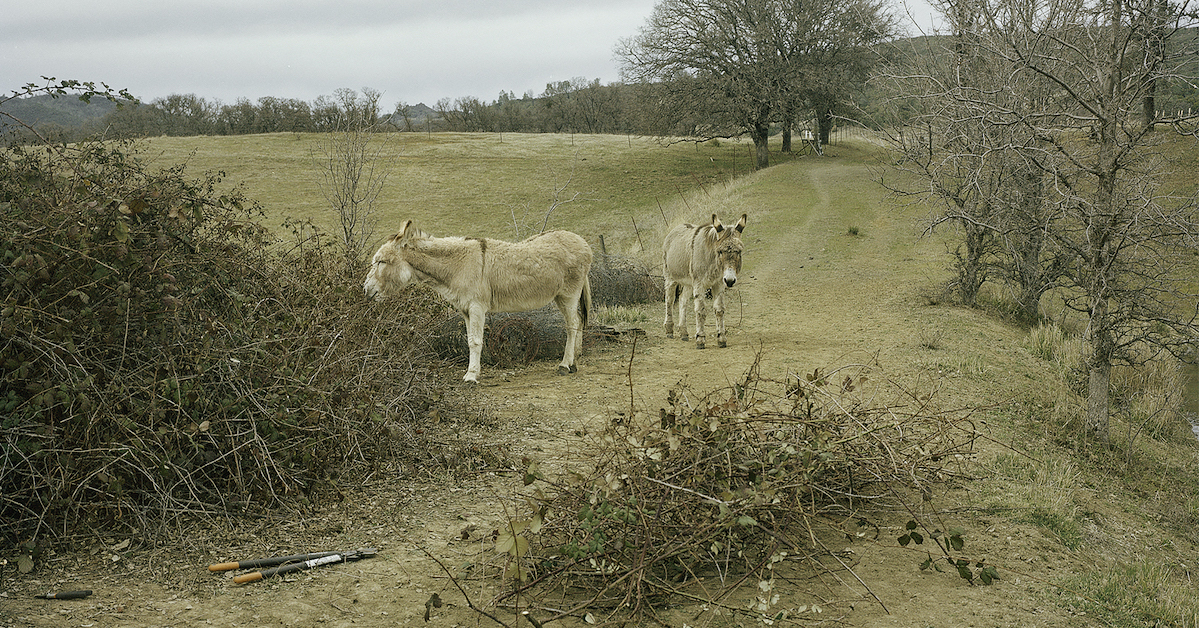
[4,0,937,111]
[3,0,657,109]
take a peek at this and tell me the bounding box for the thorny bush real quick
[491,357,981,624]
[1,136,452,549]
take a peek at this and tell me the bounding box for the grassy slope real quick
[141,131,1199,626]
[144,132,757,254]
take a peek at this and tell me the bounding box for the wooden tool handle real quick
[233,571,264,584]
[39,590,92,599]
[209,562,239,572]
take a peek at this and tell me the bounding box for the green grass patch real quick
[1063,563,1199,627]
[1023,507,1084,550]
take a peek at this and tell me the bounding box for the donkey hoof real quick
[695,340,706,350]
[558,365,576,375]
[666,332,675,339]
[679,335,689,342]
[718,340,727,348]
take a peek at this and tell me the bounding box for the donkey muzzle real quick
[363,281,383,301]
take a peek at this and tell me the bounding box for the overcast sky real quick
[3,0,938,113]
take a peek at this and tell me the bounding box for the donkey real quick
[364,221,593,383]
[662,213,747,349]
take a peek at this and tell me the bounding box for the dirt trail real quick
[1,158,1084,628]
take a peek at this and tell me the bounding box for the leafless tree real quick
[391,102,416,132]
[617,0,893,169]
[311,88,392,264]
[878,1,1068,315]
[879,0,1199,443]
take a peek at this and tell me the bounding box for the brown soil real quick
[2,159,1097,627]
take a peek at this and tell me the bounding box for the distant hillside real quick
[381,102,439,129]
[1,92,441,137]
[0,93,120,130]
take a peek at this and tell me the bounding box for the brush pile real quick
[490,358,980,622]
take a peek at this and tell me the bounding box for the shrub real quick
[1,136,449,545]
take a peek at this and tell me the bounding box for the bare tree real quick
[311,88,392,264]
[617,0,893,169]
[392,101,416,132]
[878,0,1067,315]
[880,0,1199,443]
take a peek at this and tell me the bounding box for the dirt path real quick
[2,158,1086,627]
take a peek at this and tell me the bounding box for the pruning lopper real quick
[208,548,377,584]
[34,590,92,599]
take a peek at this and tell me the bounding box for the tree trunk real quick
[781,128,792,153]
[1085,292,1115,444]
[1142,0,1169,131]
[751,120,770,170]
[1083,246,1115,444]
[1087,359,1112,443]
[816,109,834,146]
[1083,23,1121,445]
[953,220,987,306]
[1142,81,1156,131]
[1015,246,1046,323]
[1012,164,1050,323]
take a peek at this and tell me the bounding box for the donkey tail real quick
[580,273,591,330]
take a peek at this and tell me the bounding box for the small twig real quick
[674,184,693,213]
[810,534,889,614]
[641,476,728,505]
[418,545,512,628]
[627,333,638,415]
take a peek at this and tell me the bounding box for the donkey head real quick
[712,213,747,288]
[363,220,421,300]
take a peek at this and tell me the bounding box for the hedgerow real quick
[1,130,449,546]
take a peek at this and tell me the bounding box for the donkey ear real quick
[734,213,747,234]
[712,213,724,233]
[393,220,414,244]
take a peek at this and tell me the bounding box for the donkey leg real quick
[572,296,585,371]
[693,287,708,349]
[676,284,691,342]
[555,297,580,375]
[714,288,728,348]
[664,279,677,338]
[463,306,486,383]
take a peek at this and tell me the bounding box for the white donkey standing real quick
[364,220,592,383]
[662,213,747,349]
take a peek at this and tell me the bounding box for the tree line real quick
[2,80,706,143]
[7,0,906,155]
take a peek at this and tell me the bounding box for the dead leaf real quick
[423,592,442,621]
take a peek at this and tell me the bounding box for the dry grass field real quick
[141,132,763,255]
